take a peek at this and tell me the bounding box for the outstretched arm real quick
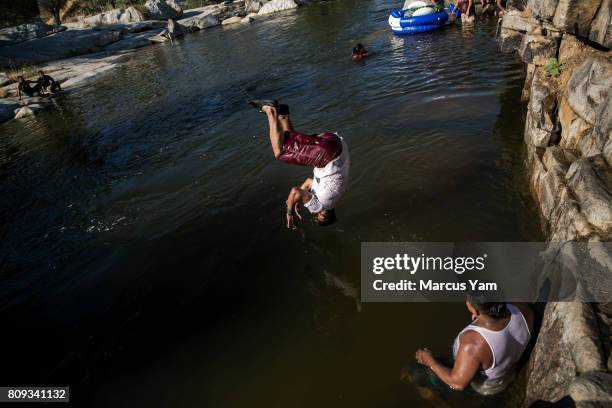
[415,331,483,391]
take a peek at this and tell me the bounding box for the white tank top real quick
[452,304,531,384]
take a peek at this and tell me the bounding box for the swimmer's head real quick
[18,76,24,82]
[314,208,336,226]
[38,70,44,76]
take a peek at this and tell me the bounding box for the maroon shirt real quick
[277,131,342,168]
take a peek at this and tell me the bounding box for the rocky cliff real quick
[498,1,612,406]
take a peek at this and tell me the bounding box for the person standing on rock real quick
[249,100,350,229]
[405,293,533,396]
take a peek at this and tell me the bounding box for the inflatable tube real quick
[412,6,435,16]
[405,1,431,8]
[388,10,448,34]
[391,24,444,34]
[399,11,448,27]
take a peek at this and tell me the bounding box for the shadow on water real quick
[0,0,542,406]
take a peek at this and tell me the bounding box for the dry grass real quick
[7,64,39,82]
[5,65,60,82]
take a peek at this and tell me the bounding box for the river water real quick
[0,0,542,406]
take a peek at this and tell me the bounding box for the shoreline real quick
[0,0,308,123]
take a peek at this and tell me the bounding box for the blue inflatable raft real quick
[388,5,456,35]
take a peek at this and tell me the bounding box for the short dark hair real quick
[466,290,508,319]
[315,208,337,226]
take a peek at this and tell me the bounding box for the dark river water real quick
[0,0,543,406]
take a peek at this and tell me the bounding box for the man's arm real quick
[467,0,473,16]
[415,331,484,390]
[286,186,312,229]
[496,0,506,14]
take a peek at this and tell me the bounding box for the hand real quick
[286,214,296,229]
[415,348,435,367]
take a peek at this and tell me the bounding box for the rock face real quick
[80,7,144,27]
[0,21,67,47]
[0,29,123,67]
[145,0,183,20]
[258,0,298,15]
[221,16,243,25]
[498,0,612,406]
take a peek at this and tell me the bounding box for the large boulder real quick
[552,0,603,38]
[81,7,144,27]
[525,72,557,147]
[566,155,612,232]
[258,0,298,15]
[567,57,612,125]
[531,0,560,21]
[590,0,612,48]
[518,33,560,66]
[221,16,243,25]
[193,14,220,29]
[569,372,612,405]
[524,302,605,406]
[0,29,123,67]
[0,22,67,47]
[145,0,183,20]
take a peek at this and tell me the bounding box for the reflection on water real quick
[0,0,541,406]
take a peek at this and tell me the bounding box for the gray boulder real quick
[568,57,612,125]
[590,0,612,48]
[145,0,183,20]
[552,0,602,38]
[221,16,243,25]
[81,7,144,27]
[518,33,560,66]
[531,0,559,21]
[566,156,612,232]
[258,0,297,15]
[0,21,67,47]
[14,105,44,119]
[0,29,123,67]
[524,302,605,406]
[525,72,557,147]
[193,14,220,29]
[569,372,612,404]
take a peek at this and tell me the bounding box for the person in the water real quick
[37,70,62,94]
[17,76,43,100]
[250,100,350,229]
[456,0,475,22]
[352,43,368,60]
[410,295,533,395]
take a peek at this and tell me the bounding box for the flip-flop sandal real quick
[248,99,278,112]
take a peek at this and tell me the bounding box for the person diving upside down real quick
[250,100,350,229]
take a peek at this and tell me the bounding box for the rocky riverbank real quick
[0,0,308,123]
[499,1,612,406]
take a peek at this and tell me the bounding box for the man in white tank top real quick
[414,298,534,395]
